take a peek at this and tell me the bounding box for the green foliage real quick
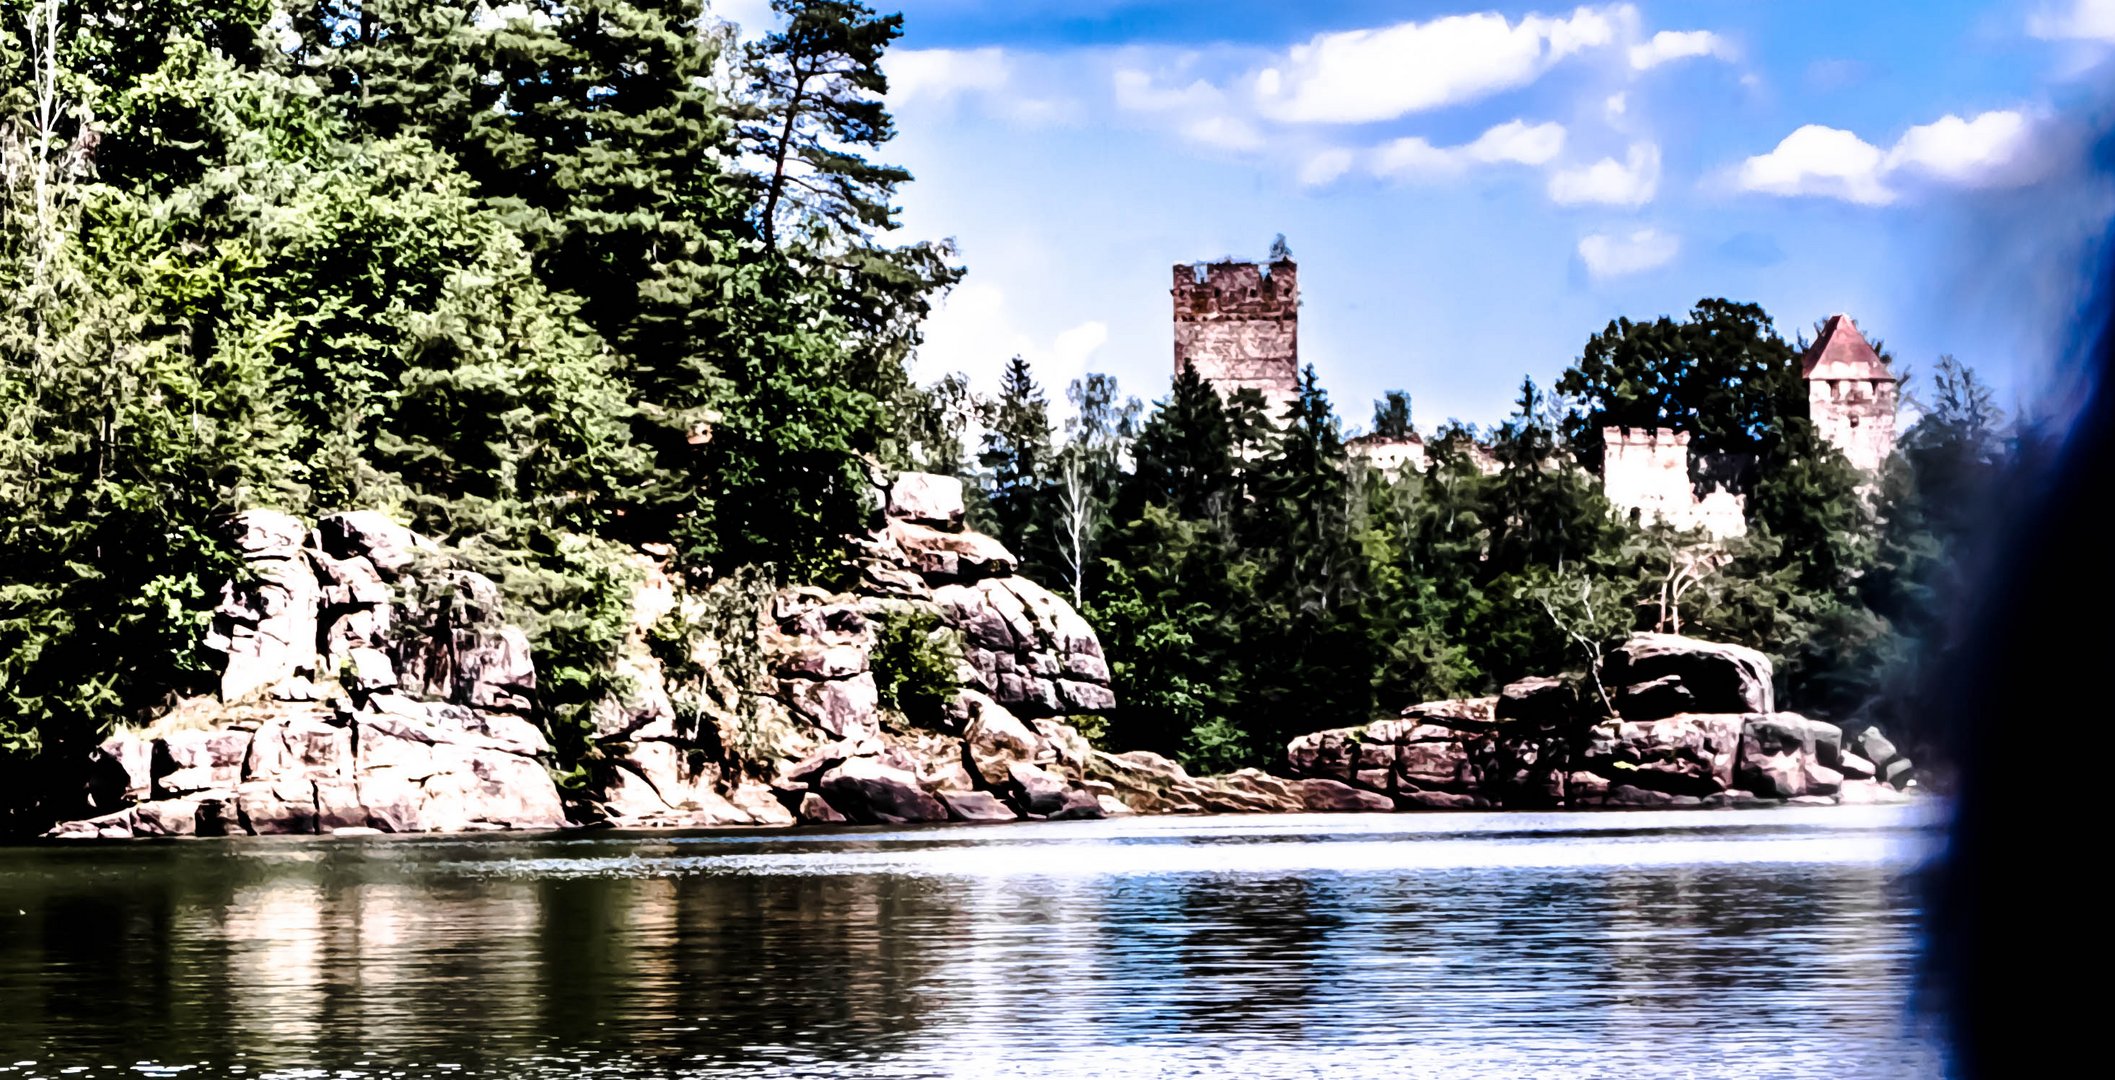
[649,566,787,767]
[0,0,952,827]
[1372,391,1413,439]
[869,605,963,728]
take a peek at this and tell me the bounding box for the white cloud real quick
[1113,69,1221,112]
[1252,7,1622,124]
[1628,29,1730,70]
[887,48,1079,127]
[914,282,1109,389]
[1298,147,1358,187]
[1182,115,1269,151]
[1605,92,1628,119]
[1886,111,2038,185]
[1371,120,1567,180]
[889,48,1013,106]
[1578,229,1681,278]
[706,0,779,40]
[1548,142,1660,205]
[1737,110,2045,206]
[1112,68,1266,151]
[2029,0,2115,41]
[1738,125,1897,205]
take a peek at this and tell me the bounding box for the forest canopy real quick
[0,0,955,819]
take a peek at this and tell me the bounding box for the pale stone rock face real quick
[55,475,1139,838]
[934,576,1114,718]
[49,512,571,839]
[818,757,949,824]
[955,690,1045,786]
[1576,714,1744,798]
[1606,633,1774,719]
[205,511,323,702]
[939,789,1017,822]
[155,729,254,798]
[797,792,847,824]
[316,510,432,579]
[1737,713,1845,799]
[1297,778,1395,812]
[393,571,538,713]
[132,800,199,837]
[885,472,966,528]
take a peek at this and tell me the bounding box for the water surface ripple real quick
[0,806,1944,1078]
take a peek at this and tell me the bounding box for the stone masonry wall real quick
[1172,258,1298,410]
[1600,427,1747,539]
[1809,378,1899,476]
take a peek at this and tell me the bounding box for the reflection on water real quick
[0,807,1943,1078]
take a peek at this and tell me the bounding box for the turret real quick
[1801,314,1899,475]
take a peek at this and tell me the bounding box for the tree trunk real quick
[761,79,806,250]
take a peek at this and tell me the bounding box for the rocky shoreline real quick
[42,473,1916,841]
[1283,634,1917,811]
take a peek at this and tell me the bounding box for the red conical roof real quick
[1801,313,1895,382]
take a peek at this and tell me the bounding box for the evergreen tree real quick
[1120,363,1237,524]
[1239,366,1374,749]
[739,0,907,248]
[979,355,1053,565]
[1372,391,1413,439]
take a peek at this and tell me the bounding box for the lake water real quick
[0,806,1946,1078]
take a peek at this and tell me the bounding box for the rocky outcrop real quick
[1735,713,1844,799]
[53,510,566,839]
[582,471,1123,830]
[937,578,1116,716]
[1605,634,1774,719]
[1283,633,1917,811]
[56,691,567,840]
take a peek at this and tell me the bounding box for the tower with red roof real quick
[1802,314,1900,475]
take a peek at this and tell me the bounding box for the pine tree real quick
[979,355,1053,564]
[1120,363,1237,524]
[1372,391,1413,439]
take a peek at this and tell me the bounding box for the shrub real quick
[870,606,964,728]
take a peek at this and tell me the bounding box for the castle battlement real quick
[1173,259,1299,320]
[1604,426,1693,450]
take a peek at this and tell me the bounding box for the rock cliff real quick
[1284,634,1918,810]
[53,511,566,838]
[49,472,1152,838]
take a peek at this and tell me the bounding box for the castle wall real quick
[1601,427,1747,539]
[1172,259,1298,410]
[1347,436,1426,476]
[1809,378,1898,475]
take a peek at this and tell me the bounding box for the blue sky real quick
[725,1,2115,430]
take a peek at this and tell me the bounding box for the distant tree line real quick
[917,301,2009,773]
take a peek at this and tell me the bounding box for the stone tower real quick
[1172,254,1299,411]
[1801,314,1899,474]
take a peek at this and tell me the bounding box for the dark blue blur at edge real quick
[1922,172,2112,1080]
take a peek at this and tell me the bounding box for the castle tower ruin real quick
[1600,427,1747,539]
[1172,254,1298,412]
[1801,314,1899,475]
